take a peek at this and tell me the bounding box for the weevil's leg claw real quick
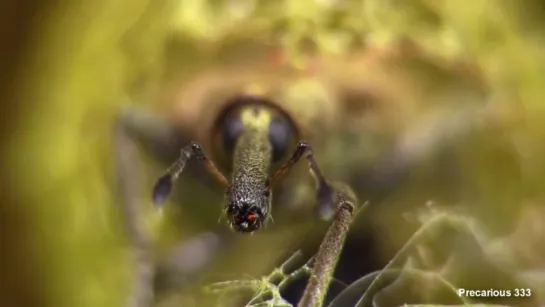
[152,174,173,206]
[314,180,360,221]
[313,176,337,220]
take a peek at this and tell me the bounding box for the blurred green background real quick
[2,0,545,307]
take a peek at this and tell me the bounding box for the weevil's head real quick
[224,185,270,233]
[211,95,300,170]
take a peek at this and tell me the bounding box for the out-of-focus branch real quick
[353,100,512,207]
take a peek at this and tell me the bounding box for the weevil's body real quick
[222,99,289,232]
[152,95,301,232]
[224,105,274,232]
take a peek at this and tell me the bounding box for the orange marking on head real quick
[247,213,257,221]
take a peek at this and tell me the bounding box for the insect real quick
[113,39,490,307]
[151,95,339,233]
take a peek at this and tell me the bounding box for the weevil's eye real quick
[268,115,294,161]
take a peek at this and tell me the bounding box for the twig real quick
[297,184,362,307]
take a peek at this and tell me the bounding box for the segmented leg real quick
[270,141,343,220]
[152,141,229,206]
[113,108,231,307]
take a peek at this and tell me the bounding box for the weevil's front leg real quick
[152,141,229,206]
[114,107,218,307]
[114,108,231,307]
[270,141,341,220]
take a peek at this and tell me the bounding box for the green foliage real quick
[206,209,544,306]
[6,0,545,307]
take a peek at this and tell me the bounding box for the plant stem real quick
[298,184,360,307]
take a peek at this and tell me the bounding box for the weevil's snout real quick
[226,203,265,233]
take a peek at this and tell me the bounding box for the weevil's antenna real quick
[152,142,229,206]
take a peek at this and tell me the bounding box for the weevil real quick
[114,89,352,307]
[113,39,491,307]
[151,95,342,233]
